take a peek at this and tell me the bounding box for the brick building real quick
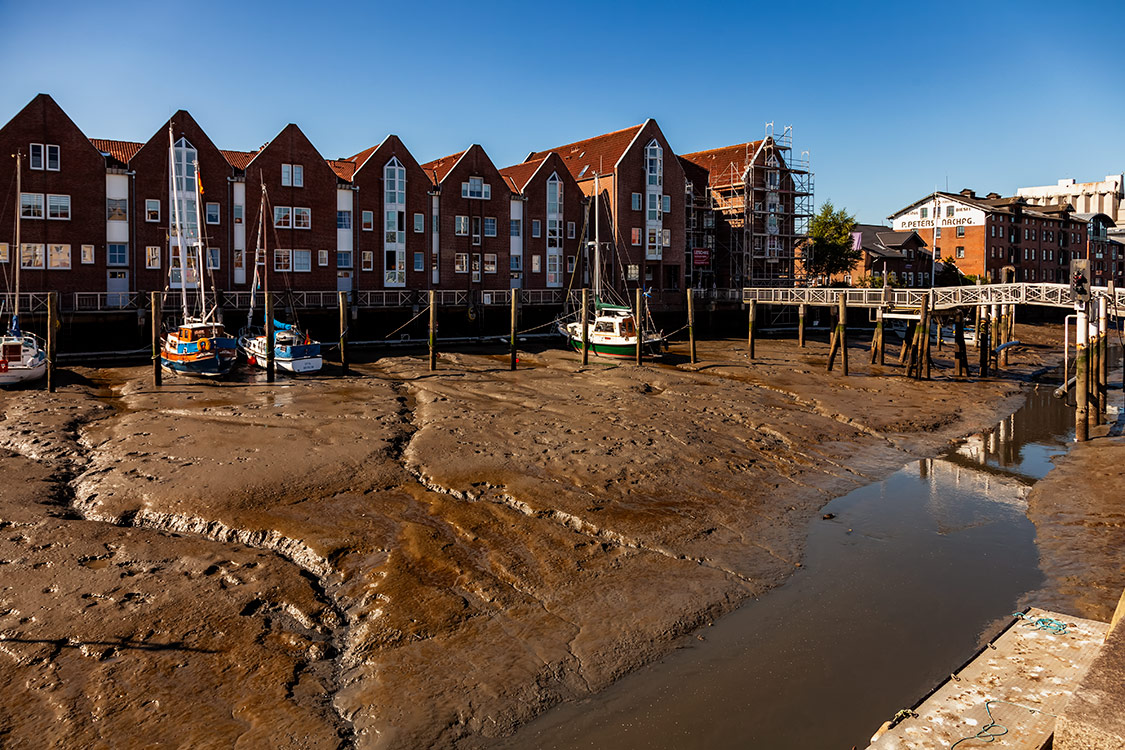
[831,225,927,287]
[889,190,1090,284]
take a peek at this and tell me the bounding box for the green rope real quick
[950,700,1008,748]
[1011,611,1069,634]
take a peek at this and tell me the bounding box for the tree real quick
[935,257,967,286]
[803,201,861,281]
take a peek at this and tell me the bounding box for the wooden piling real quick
[978,316,990,378]
[635,287,643,366]
[921,294,932,380]
[265,293,275,383]
[954,310,968,378]
[1076,306,1090,442]
[510,289,518,371]
[151,291,162,387]
[46,291,57,393]
[899,320,916,366]
[337,291,349,375]
[827,294,847,375]
[797,303,806,348]
[1099,296,1109,422]
[580,288,589,366]
[877,307,886,366]
[747,299,757,360]
[687,288,696,364]
[428,290,437,371]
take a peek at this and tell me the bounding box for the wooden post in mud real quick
[954,310,969,378]
[337,291,349,375]
[46,291,57,393]
[899,319,916,366]
[826,294,847,375]
[999,305,1011,367]
[428,290,437,371]
[265,293,275,383]
[747,300,757,360]
[797,303,807,348]
[635,287,643,366]
[580,288,589,366]
[921,293,932,380]
[150,291,162,387]
[978,315,990,378]
[990,304,1000,370]
[1076,304,1090,442]
[877,307,886,366]
[870,307,884,365]
[509,289,518,371]
[1098,295,1109,422]
[687,288,696,364]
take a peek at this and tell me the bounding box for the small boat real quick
[558,171,665,358]
[159,125,237,378]
[1,151,47,385]
[237,185,322,374]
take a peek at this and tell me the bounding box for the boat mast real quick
[13,151,20,323]
[168,126,189,321]
[261,183,268,325]
[192,159,208,322]
[593,171,601,302]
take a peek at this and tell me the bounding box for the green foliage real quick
[804,201,861,280]
[935,257,969,286]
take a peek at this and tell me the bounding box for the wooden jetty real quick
[867,608,1109,749]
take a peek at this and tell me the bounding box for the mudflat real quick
[0,329,1075,748]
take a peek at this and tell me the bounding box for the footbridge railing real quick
[743,283,1125,311]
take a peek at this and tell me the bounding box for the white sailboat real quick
[1,151,47,385]
[560,171,666,358]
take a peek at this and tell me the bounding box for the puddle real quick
[504,384,1079,749]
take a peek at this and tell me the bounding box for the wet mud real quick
[0,325,1090,749]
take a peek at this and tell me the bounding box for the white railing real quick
[73,292,144,311]
[743,283,1125,311]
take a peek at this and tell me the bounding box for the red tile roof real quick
[348,144,380,169]
[90,138,143,165]
[498,157,546,194]
[525,124,643,182]
[327,159,355,182]
[680,141,766,189]
[419,150,466,185]
[221,149,258,170]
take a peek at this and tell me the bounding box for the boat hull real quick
[0,334,47,385]
[564,335,662,358]
[0,357,47,384]
[161,350,238,378]
[239,333,323,374]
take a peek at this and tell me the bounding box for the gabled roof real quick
[327,159,355,182]
[525,124,644,182]
[347,139,386,170]
[90,138,143,167]
[498,157,547,194]
[680,141,767,189]
[221,149,258,170]
[420,150,467,185]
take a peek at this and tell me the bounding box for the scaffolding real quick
[707,124,813,288]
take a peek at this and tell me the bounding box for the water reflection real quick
[505,387,1077,750]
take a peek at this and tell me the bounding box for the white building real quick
[1016,175,1125,224]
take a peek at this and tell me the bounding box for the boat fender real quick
[0,360,7,373]
[198,338,211,352]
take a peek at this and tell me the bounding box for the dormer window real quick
[461,177,491,199]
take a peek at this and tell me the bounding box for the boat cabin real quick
[176,324,224,342]
[2,341,22,361]
[593,313,637,338]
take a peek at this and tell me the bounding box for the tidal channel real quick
[505,384,1079,749]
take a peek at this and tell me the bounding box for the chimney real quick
[986,192,1001,199]
[959,188,976,199]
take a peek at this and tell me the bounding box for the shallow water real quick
[505,385,1076,749]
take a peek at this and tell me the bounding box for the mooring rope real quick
[1011,611,1069,634]
[949,698,1058,748]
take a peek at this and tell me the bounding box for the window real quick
[274,206,292,228]
[484,253,497,273]
[547,253,561,285]
[532,220,541,238]
[107,243,128,266]
[318,250,329,266]
[510,218,521,237]
[956,246,965,259]
[483,217,497,237]
[293,207,311,229]
[145,199,160,222]
[282,164,303,187]
[566,255,575,273]
[632,228,642,246]
[935,227,942,239]
[471,216,482,245]
[991,225,995,237]
[21,244,45,269]
[920,207,929,219]
[934,247,941,258]
[281,164,291,186]
[648,193,659,221]
[47,194,70,220]
[146,246,161,269]
[510,254,522,271]
[294,249,312,272]
[567,221,575,239]
[662,195,671,214]
[461,177,490,199]
[206,202,220,224]
[337,250,352,268]
[414,213,424,233]
[48,244,70,269]
[20,193,44,219]
[234,204,243,224]
[207,247,220,270]
[414,252,424,272]
[107,198,128,221]
[362,210,374,231]
[362,251,374,271]
[953,225,962,238]
[532,255,541,273]
[81,245,94,264]
[632,193,642,211]
[46,145,59,171]
[455,253,469,273]
[646,140,663,187]
[274,248,292,271]
[293,165,303,187]
[455,215,469,235]
[0,243,7,263]
[663,228,671,247]
[946,205,954,217]
[29,144,43,170]
[384,210,405,244]
[337,210,352,229]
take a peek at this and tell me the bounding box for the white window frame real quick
[146,199,160,222]
[46,144,59,171]
[337,249,353,269]
[318,249,329,267]
[21,243,45,269]
[510,218,521,237]
[0,243,8,263]
[361,250,374,271]
[455,252,469,273]
[414,213,425,233]
[47,244,70,270]
[510,254,522,271]
[293,207,311,229]
[532,254,541,273]
[455,215,469,236]
[281,164,291,186]
[532,219,541,238]
[483,217,497,237]
[362,210,374,231]
[293,165,303,187]
[471,216,482,245]
[20,193,44,219]
[632,227,641,246]
[29,143,44,170]
[632,192,642,211]
[337,210,352,230]
[274,206,292,228]
[414,252,424,272]
[567,221,575,239]
[47,194,70,220]
[107,198,128,221]
[461,177,490,200]
[107,243,128,267]
[206,202,220,225]
[207,247,220,270]
[274,248,293,272]
[483,253,497,273]
[294,249,312,272]
[233,204,243,224]
[80,244,94,264]
[146,245,161,269]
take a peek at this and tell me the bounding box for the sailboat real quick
[159,126,238,377]
[0,151,48,385]
[559,172,666,358]
[238,185,322,374]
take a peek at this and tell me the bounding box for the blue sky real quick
[1,0,1122,224]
